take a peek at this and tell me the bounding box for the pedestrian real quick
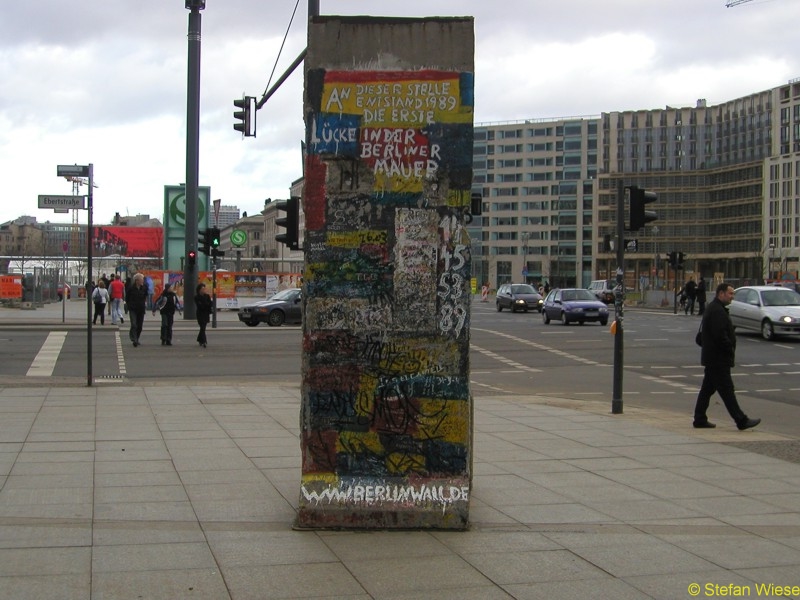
[145,275,155,311]
[693,282,761,431]
[100,273,111,316]
[696,277,707,315]
[109,274,125,325]
[194,282,213,348]
[683,276,697,315]
[127,273,148,347]
[91,280,110,325]
[480,282,489,302]
[152,283,181,346]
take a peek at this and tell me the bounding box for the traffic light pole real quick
[183,1,204,321]
[612,180,625,414]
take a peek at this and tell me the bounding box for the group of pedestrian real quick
[89,273,210,348]
[680,276,707,315]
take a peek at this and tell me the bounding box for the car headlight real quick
[780,315,797,323]
[515,299,525,304]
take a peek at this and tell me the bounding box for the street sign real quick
[57,164,89,177]
[230,229,247,247]
[62,241,69,253]
[38,195,86,210]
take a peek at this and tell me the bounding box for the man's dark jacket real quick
[700,297,736,368]
[127,283,147,313]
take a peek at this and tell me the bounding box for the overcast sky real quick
[1,0,796,227]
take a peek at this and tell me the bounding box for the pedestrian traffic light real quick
[275,197,300,250]
[198,228,211,255]
[677,251,685,269]
[628,185,658,231]
[187,250,197,267]
[668,251,677,269]
[233,96,256,137]
[209,227,221,249]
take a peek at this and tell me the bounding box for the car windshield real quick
[269,288,299,301]
[511,285,536,294]
[761,289,800,307]
[562,289,596,302]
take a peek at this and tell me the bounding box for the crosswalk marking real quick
[26,332,67,377]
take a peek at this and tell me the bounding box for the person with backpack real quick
[91,281,110,325]
[152,283,182,346]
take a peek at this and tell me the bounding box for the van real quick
[588,280,615,304]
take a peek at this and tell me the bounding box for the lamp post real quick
[652,226,659,290]
[522,232,529,283]
[769,241,775,281]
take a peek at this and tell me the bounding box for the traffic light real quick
[209,227,221,249]
[667,251,685,270]
[198,228,211,255]
[275,197,300,250]
[187,250,197,268]
[624,239,638,252]
[470,192,483,216]
[628,185,658,231]
[233,96,256,137]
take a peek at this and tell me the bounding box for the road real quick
[2,301,799,438]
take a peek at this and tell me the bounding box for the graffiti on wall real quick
[300,68,474,523]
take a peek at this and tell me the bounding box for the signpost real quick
[56,164,93,387]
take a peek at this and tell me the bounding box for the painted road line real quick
[26,332,67,377]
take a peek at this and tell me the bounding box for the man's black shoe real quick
[693,421,716,429]
[737,418,761,431]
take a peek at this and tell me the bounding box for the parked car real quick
[542,288,610,326]
[588,279,615,304]
[729,285,800,340]
[237,288,302,327]
[496,283,544,313]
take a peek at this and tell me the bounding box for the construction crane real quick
[63,175,99,225]
[726,0,754,6]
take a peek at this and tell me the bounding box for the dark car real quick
[237,288,302,327]
[496,283,544,313]
[542,288,610,326]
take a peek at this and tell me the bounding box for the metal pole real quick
[612,180,625,414]
[62,251,66,324]
[211,255,217,329]
[183,3,203,320]
[87,163,94,387]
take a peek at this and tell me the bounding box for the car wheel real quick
[496,303,502,312]
[761,319,774,341]
[600,318,608,326]
[561,312,569,325]
[267,310,286,327]
[542,310,550,325]
[244,320,259,327]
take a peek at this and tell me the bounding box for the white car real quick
[729,285,800,340]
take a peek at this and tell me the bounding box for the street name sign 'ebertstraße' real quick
[38,195,86,210]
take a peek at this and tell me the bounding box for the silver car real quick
[729,285,800,340]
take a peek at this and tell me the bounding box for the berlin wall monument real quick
[297,16,475,529]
